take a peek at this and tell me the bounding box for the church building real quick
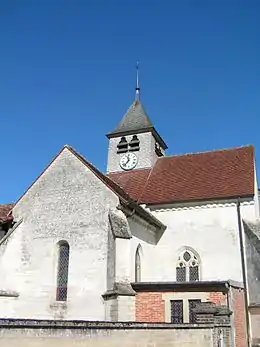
[0,81,259,347]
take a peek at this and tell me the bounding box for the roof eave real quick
[106,126,168,150]
[131,280,231,292]
[142,193,255,207]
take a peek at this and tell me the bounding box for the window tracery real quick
[176,249,200,282]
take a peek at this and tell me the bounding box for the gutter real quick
[236,198,251,347]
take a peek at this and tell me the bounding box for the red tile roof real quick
[108,146,255,205]
[109,169,151,201]
[0,204,14,221]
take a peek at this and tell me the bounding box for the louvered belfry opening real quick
[56,241,70,301]
[129,135,140,152]
[117,136,128,153]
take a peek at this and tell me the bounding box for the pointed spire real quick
[135,61,140,101]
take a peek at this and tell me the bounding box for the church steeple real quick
[106,64,167,173]
[107,63,165,145]
[107,98,154,136]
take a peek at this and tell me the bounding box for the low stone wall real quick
[0,319,230,347]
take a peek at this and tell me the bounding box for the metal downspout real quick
[236,198,251,347]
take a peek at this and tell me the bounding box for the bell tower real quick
[106,64,167,173]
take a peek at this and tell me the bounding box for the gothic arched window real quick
[135,245,142,282]
[56,241,70,301]
[176,249,200,282]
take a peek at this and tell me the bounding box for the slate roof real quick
[108,145,255,205]
[108,100,153,135]
[106,99,168,149]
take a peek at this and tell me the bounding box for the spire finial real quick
[135,61,140,100]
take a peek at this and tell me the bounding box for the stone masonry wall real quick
[0,148,120,320]
[107,132,159,173]
[0,320,230,347]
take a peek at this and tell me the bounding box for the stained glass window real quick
[171,300,183,323]
[176,249,200,282]
[135,245,141,282]
[56,241,70,301]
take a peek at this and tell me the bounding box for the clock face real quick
[120,152,138,171]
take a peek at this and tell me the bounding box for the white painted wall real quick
[130,200,256,283]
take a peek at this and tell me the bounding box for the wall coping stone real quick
[0,318,231,330]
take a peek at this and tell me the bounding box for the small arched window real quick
[176,249,200,282]
[135,245,142,282]
[56,241,70,301]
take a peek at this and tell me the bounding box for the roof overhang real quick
[106,126,168,150]
[132,280,243,293]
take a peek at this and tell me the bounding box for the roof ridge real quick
[158,144,254,160]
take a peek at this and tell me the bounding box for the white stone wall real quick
[0,148,120,320]
[130,200,256,283]
[107,132,159,173]
[0,324,221,347]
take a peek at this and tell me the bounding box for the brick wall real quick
[135,291,227,323]
[135,292,165,322]
[209,292,227,305]
[231,287,247,347]
[134,287,247,347]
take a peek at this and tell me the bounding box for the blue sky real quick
[0,0,259,203]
